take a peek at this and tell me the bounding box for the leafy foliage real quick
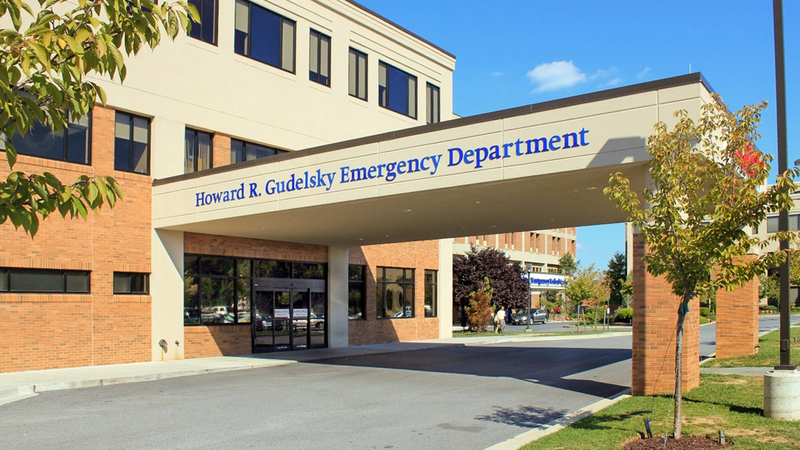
[563,263,608,329]
[453,246,528,311]
[605,252,627,308]
[0,0,198,236]
[604,96,798,438]
[558,253,578,276]
[465,277,494,332]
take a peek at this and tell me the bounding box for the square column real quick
[328,246,349,348]
[438,239,453,339]
[716,257,759,359]
[632,233,700,395]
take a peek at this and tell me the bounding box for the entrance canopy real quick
[153,74,713,246]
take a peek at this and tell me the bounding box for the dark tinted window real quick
[11,113,90,164]
[230,138,284,164]
[379,62,417,118]
[115,112,149,174]
[235,0,295,72]
[188,0,217,44]
[1,268,90,293]
[309,29,330,86]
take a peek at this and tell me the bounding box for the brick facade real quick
[0,105,152,373]
[631,233,700,396]
[715,256,759,359]
[348,241,440,345]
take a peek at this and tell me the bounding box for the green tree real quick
[563,264,607,330]
[760,273,780,307]
[558,253,578,276]
[0,0,197,236]
[606,251,627,309]
[604,97,797,438]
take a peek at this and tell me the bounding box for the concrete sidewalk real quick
[0,331,633,406]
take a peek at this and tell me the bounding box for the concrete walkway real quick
[700,367,781,376]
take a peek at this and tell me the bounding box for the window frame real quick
[0,268,90,294]
[6,112,92,165]
[426,82,440,124]
[424,269,437,317]
[184,127,213,173]
[114,111,151,175]
[378,61,417,119]
[309,29,331,87]
[234,0,296,73]
[113,272,150,295]
[376,266,415,319]
[187,0,218,45]
[348,47,368,101]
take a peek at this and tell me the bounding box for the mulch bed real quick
[623,436,733,449]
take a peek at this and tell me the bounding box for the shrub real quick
[764,305,779,312]
[700,307,711,317]
[466,278,494,331]
[615,308,633,322]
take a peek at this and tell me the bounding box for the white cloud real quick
[637,67,651,79]
[491,71,505,76]
[527,61,587,93]
[602,77,623,87]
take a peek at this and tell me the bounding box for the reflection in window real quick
[185,128,212,173]
[349,265,366,320]
[379,62,417,118]
[114,272,149,294]
[425,270,437,317]
[234,0,295,72]
[10,113,91,164]
[376,267,414,319]
[230,138,285,164]
[0,268,90,293]
[114,112,150,174]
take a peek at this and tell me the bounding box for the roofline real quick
[343,0,456,60]
[154,73,713,187]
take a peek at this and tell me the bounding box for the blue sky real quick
[358,0,799,271]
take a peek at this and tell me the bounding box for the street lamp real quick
[525,263,532,331]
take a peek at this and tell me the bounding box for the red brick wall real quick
[631,234,700,396]
[716,257,759,359]
[184,325,251,358]
[348,241,440,345]
[0,105,152,373]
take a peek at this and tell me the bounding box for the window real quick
[348,48,367,100]
[184,255,247,325]
[114,112,150,174]
[349,265,366,320]
[0,268,89,293]
[235,0,295,72]
[376,267,414,319]
[379,62,417,118]
[114,272,149,294]
[426,83,440,124]
[9,113,90,164]
[424,270,437,317]
[309,29,330,86]
[188,0,217,45]
[185,128,213,173]
[767,214,800,233]
[230,138,285,164]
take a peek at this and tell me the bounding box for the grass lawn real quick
[705,326,800,368]
[520,374,800,450]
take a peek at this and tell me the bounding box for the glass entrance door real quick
[252,278,326,353]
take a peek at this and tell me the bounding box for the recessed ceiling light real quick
[404,209,412,213]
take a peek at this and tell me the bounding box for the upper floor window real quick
[379,62,417,118]
[185,128,212,173]
[230,138,285,164]
[235,0,295,72]
[114,112,150,175]
[426,83,440,124]
[309,29,330,86]
[348,48,367,100]
[188,0,217,45]
[8,113,90,165]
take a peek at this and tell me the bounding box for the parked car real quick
[512,308,548,325]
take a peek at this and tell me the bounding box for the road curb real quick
[483,389,632,450]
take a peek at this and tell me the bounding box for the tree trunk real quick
[673,292,692,439]
[593,307,598,330]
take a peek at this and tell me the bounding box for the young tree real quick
[453,246,528,312]
[604,97,797,439]
[0,0,197,236]
[465,277,494,332]
[558,253,578,276]
[563,264,607,330]
[606,251,628,310]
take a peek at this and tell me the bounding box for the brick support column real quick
[715,256,759,359]
[631,233,700,396]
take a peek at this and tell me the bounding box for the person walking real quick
[493,306,506,333]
